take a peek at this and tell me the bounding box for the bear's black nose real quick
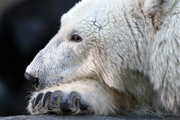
[24,72,39,87]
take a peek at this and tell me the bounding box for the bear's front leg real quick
[27,79,123,115]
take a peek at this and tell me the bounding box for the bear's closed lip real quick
[24,72,39,87]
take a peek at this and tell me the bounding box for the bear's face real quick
[25,20,99,89]
[25,2,105,89]
[25,0,136,90]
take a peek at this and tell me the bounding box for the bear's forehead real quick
[59,0,136,40]
[61,0,132,26]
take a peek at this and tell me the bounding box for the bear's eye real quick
[70,34,82,42]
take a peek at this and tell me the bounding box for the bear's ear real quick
[138,0,176,30]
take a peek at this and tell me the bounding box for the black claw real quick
[67,91,79,108]
[60,91,80,113]
[33,93,44,107]
[68,91,88,110]
[79,99,89,110]
[41,91,52,107]
[51,90,63,103]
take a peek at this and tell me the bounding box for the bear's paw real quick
[30,90,90,115]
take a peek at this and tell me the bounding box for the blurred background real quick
[0,0,80,116]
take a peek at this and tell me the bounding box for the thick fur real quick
[25,0,180,116]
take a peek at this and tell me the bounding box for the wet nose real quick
[24,72,39,87]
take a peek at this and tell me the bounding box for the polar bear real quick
[24,0,180,116]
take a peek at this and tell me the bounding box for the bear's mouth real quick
[35,77,39,88]
[24,72,39,88]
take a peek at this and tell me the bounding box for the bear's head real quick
[24,0,132,90]
[24,0,175,90]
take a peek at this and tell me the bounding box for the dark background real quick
[0,0,80,116]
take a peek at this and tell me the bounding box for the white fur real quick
[26,0,180,116]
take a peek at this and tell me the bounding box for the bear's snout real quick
[24,72,39,87]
